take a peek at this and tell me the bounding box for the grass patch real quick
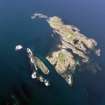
[58,52,65,63]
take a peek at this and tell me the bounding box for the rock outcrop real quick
[31,13,101,86]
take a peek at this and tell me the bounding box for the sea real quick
[0,0,105,105]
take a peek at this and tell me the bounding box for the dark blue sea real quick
[0,0,105,105]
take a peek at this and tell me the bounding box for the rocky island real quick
[31,13,101,86]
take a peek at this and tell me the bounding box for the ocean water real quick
[0,0,105,105]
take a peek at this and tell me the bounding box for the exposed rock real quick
[27,48,49,75]
[31,13,101,86]
[47,49,76,74]
[46,16,100,73]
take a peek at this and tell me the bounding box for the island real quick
[31,13,101,86]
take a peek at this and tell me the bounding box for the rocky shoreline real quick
[31,13,101,86]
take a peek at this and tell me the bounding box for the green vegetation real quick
[58,52,65,63]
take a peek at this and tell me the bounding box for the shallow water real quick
[0,0,105,105]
